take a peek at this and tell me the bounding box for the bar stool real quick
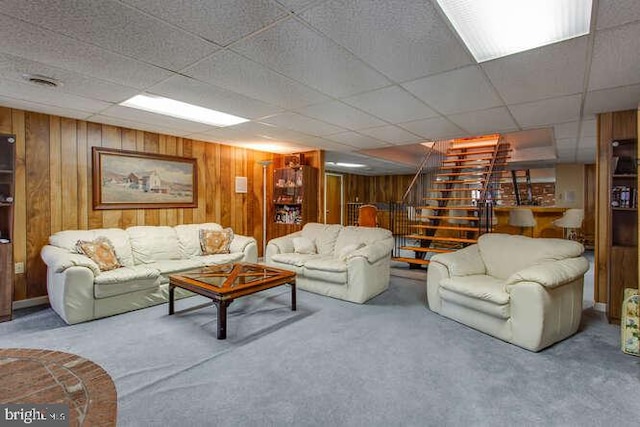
[552,208,584,240]
[509,208,536,236]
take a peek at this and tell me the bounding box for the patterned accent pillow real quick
[75,236,121,272]
[200,228,234,255]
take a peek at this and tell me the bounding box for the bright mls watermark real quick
[0,404,69,426]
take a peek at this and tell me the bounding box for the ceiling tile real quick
[581,119,597,138]
[482,37,588,105]
[0,78,111,113]
[448,107,519,135]
[590,22,640,91]
[578,136,597,149]
[509,95,582,128]
[147,75,283,119]
[584,84,640,115]
[292,136,357,152]
[299,0,472,82]
[0,96,94,120]
[555,137,578,148]
[596,0,640,30]
[0,52,138,103]
[120,0,286,46]
[296,101,386,130]
[184,50,330,109]
[357,125,423,144]
[231,18,390,97]
[398,116,467,140]
[0,14,172,88]
[402,66,503,114]
[88,114,192,137]
[98,105,214,134]
[554,122,580,140]
[274,0,320,12]
[0,0,219,71]
[325,131,389,149]
[342,86,437,123]
[260,112,345,136]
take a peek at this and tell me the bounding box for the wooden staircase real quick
[393,135,511,266]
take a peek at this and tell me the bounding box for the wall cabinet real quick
[0,134,15,322]
[596,110,638,324]
[273,166,317,227]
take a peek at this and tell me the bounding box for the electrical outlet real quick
[14,262,24,274]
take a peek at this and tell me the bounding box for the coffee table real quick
[168,263,296,339]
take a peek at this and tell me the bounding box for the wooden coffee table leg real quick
[216,300,232,340]
[169,284,175,315]
[291,282,296,311]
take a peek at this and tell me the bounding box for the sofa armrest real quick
[229,234,257,260]
[41,245,100,276]
[429,244,486,277]
[346,238,394,264]
[505,257,589,289]
[265,232,301,262]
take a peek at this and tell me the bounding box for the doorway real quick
[325,173,343,224]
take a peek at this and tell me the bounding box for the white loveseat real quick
[427,233,589,352]
[265,223,394,303]
[41,223,258,324]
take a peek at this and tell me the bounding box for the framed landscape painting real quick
[92,147,198,210]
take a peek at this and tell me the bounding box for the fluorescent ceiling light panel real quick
[120,94,249,127]
[326,162,366,168]
[436,0,592,62]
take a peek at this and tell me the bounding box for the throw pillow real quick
[338,243,365,261]
[200,228,234,255]
[293,236,316,254]
[75,236,121,272]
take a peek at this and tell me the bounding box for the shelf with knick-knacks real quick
[273,166,317,226]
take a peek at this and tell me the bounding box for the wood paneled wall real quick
[0,107,278,301]
[343,173,413,203]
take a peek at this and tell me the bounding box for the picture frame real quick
[92,147,197,210]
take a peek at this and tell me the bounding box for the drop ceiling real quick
[0,0,638,175]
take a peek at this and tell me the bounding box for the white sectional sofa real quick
[265,223,394,303]
[41,223,258,324]
[427,233,589,352]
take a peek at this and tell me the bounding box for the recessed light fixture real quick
[326,162,366,168]
[22,74,62,88]
[436,0,593,62]
[120,94,249,127]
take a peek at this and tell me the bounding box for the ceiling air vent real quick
[22,74,62,88]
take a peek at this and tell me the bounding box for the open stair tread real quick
[413,224,479,232]
[392,257,431,265]
[398,246,454,254]
[406,234,478,244]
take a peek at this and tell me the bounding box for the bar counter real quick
[493,206,568,238]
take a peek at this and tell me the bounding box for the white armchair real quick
[426,233,589,352]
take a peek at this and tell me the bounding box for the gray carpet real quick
[1,274,639,427]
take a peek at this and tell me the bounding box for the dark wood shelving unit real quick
[0,134,15,322]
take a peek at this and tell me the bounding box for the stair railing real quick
[477,139,508,234]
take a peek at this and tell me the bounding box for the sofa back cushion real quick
[127,226,181,264]
[49,228,135,267]
[301,223,342,255]
[174,223,223,258]
[478,233,584,280]
[334,226,392,255]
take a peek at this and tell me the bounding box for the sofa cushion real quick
[146,259,205,275]
[337,243,365,261]
[440,288,511,319]
[271,253,318,267]
[301,223,342,255]
[440,274,509,305]
[174,223,222,258]
[94,265,160,299]
[478,233,584,280]
[293,236,316,254]
[49,228,134,267]
[198,252,244,266]
[200,228,233,255]
[303,257,347,284]
[127,226,181,264]
[76,237,121,272]
[334,226,392,255]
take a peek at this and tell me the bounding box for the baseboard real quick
[593,302,607,313]
[12,296,49,310]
